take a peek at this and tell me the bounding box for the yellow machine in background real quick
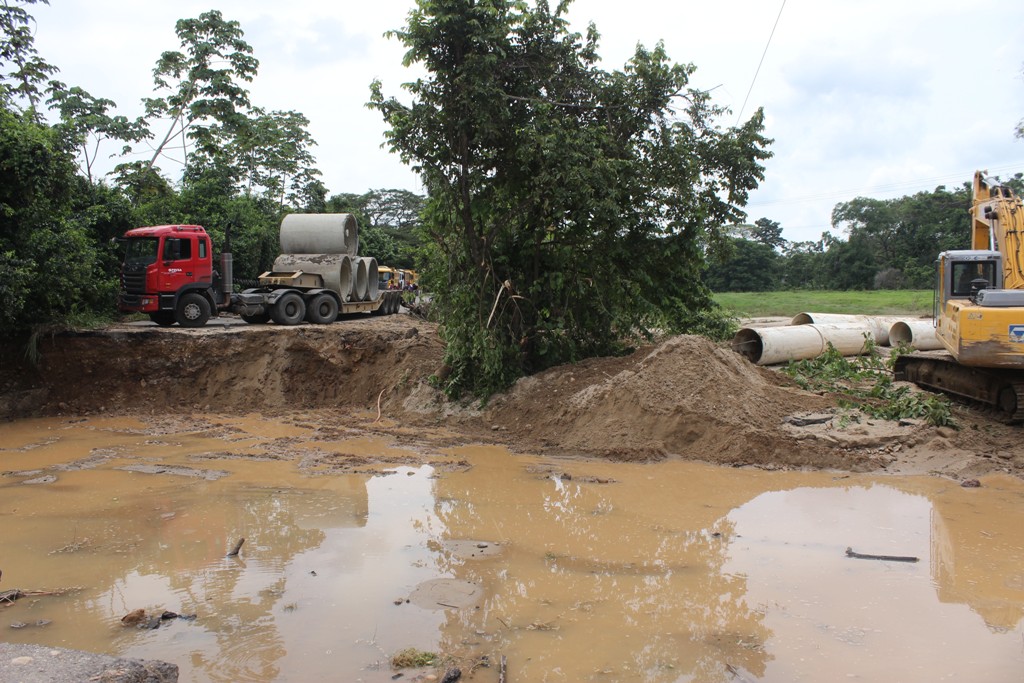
[378,266,418,290]
[895,171,1024,419]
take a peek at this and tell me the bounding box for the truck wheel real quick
[270,292,306,325]
[306,293,339,324]
[175,293,210,328]
[241,312,271,324]
[149,311,176,327]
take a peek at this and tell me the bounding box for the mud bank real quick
[2,314,1021,479]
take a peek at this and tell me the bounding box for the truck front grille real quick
[122,265,147,294]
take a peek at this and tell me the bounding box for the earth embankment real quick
[3,314,1021,479]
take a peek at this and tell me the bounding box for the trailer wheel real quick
[240,312,271,325]
[149,311,176,327]
[306,293,338,324]
[270,292,306,325]
[175,293,210,328]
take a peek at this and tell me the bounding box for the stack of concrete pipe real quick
[731,312,943,366]
[276,213,379,302]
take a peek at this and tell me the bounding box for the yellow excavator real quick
[894,171,1024,420]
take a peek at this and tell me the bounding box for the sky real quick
[29,0,1024,243]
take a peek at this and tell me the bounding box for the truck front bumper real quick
[118,293,175,313]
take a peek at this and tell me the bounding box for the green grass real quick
[713,290,933,318]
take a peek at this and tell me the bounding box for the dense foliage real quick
[783,341,954,427]
[372,0,772,396]
[705,176,1024,292]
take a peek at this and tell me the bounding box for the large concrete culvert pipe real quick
[353,257,369,302]
[889,320,943,351]
[272,253,354,301]
[732,323,880,366]
[790,312,904,346]
[361,257,379,302]
[279,213,359,256]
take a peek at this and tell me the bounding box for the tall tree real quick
[750,217,785,250]
[0,0,56,114]
[229,108,321,208]
[0,107,104,333]
[141,10,258,178]
[48,85,150,183]
[371,0,770,395]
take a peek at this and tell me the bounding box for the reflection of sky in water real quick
[104,466,447,682]
[725,486,1023,682]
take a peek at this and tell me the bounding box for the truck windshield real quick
[124,238,159,266]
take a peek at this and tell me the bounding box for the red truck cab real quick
[119,225,216,326]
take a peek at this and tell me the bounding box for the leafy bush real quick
[783,339,954,427]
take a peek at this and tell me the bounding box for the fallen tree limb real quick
[845,547,919,563]
[2,587,83,604]
[227,538,245,557]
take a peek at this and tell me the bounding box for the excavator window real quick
[952,261,996,297]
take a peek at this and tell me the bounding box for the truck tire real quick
[149,311,176,327]
[306,293,339,324]
[175,292,210,328]
[241,312,271,324]
[270,292,306,325]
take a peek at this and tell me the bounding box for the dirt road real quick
[3,313,1021,480]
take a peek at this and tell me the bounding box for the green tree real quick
[0,107,106,334]
[704,237,781,292]
[0,0,57,113]
[48,84,150,182]
[780,239,827,289]
[229,108,321,208]
[141,10,259,179]
[831,184,971,289]
[750,217,785,250]
[371,0,770,396]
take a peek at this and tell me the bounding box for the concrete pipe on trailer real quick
[362,257,379,302]
[889,320,943,351]
[791,312,905,346]
[279,213,359,256]
[732,323,880,366]
[273,253,354,300]
[353,258,369,302]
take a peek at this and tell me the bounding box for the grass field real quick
[713,290,934,318]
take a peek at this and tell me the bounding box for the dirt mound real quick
[476,335,845,467]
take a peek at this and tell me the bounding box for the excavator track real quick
[894,353,1024,423]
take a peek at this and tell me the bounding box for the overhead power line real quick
[736,0,786,126]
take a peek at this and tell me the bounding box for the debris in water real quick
[845,547,919,563]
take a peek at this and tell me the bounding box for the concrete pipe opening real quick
[732,323,878,366]
[280,213,359,256]
[363,257,379,301]
[889,320,942,351]
[338,255,353,302]
[353,258,369,302]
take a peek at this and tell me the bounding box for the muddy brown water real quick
[1,415,1023,682]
